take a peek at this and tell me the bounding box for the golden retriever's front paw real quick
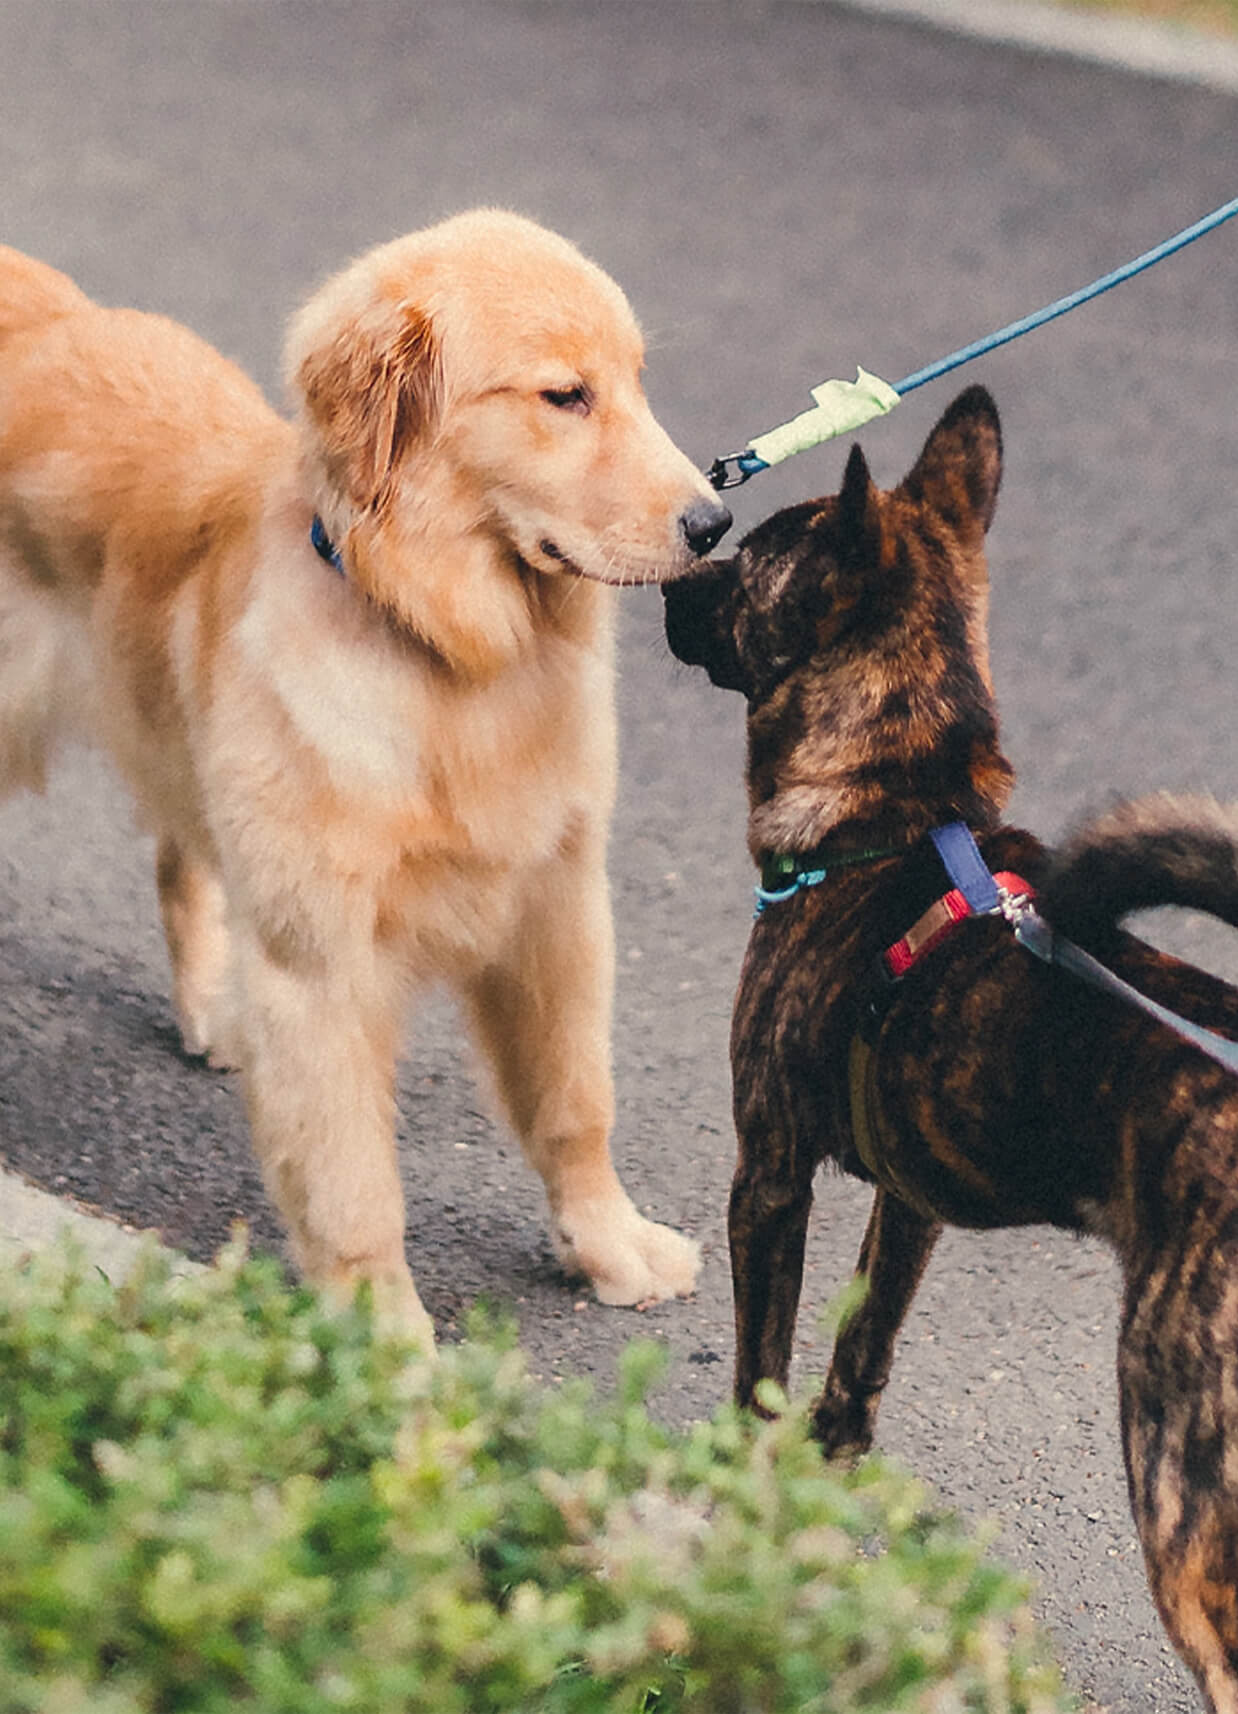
[318,1264,438,1360]
[553,1197,700,1306]
[180,1026,242,1072]
[176,1001,244,1071]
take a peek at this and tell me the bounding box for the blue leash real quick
[710,193,1238,488]
[893,193,1238,397]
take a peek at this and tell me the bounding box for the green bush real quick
[0,1239,1071,1714]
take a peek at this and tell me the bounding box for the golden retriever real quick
[0,209,731,1348]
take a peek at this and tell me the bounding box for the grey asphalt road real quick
[2,4,1237,1708]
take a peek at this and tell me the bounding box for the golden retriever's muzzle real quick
[537,492,731,589]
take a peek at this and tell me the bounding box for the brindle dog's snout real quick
[680,495,732,557]
[662,565,723,667]
[663,562,747,693]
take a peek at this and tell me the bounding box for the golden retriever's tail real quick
[1040,794,1238,938]
[0,248,96,795]
[0,246,90,348]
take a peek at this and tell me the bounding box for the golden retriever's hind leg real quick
[465,863,700,1307]
[235,934,436,1355]
[0,567,90,794]
[155,837,241,1068]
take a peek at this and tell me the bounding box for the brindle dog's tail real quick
[1040,794,1238,940]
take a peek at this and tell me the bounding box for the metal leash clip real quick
[995,889,1056,962]
[993,885,1039,934]
[706,450,769,491]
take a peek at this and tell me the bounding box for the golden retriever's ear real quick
[294,305,441,508]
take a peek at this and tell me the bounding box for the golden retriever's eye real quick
[540,384,591,416]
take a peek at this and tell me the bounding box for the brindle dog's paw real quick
[810,1376,880,1462]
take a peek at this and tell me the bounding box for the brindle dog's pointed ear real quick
[835,441,884,567]
[900,385,1003,545]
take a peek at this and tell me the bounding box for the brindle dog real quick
[665,386,1238,1714]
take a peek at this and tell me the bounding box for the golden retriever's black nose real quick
[681,496,733,556]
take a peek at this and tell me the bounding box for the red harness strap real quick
[881,873,1036,980]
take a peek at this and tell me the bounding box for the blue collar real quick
[310,514,345,575]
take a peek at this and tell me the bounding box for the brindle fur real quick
[664,386,1238,1714]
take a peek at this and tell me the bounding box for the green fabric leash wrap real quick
[748,367,900,468]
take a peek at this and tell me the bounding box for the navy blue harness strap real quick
[930,821,1000,914]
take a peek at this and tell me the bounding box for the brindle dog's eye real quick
[540,385,591,416]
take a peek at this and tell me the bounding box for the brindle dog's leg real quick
[1119,1278,1238,1714]
[729,1122,820,1413]
[810,1189,941,1458]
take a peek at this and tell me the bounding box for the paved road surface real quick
[2,5,1237,1709]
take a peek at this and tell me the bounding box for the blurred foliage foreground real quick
[0,1239,1073,1713]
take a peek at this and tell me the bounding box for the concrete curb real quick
[1,1164,199,1283]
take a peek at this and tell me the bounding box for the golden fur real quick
[0,210,727,1347]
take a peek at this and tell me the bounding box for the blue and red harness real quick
[758,820,1238,1078]
[757,820,1238,1210]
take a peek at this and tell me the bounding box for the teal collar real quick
[755,843,901,915]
